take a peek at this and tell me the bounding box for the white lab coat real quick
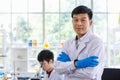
[54,30,105,80]
[47,69,64,80]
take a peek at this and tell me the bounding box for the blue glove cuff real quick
[74,59,78,67]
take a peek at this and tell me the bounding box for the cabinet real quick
[11,46,42,73]
[11,47,27,73]
[11,47,40,79]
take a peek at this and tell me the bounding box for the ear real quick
[49,59,53,63]
[89,20,93,26]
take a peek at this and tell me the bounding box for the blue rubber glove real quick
[75,56,99,68]
[57,52,71,62]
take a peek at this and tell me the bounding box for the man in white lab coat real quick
[37,49,64,80]
[54,5,105,80]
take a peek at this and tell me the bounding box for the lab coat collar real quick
[75,30,92,43]
[46,68,54,78]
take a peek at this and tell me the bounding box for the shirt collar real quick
[75,30,92,42]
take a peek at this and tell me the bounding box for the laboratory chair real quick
[102,68,120,80]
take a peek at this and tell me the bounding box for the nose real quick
[77,20,82,26]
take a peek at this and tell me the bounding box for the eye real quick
[73,19,78,22]
[82,19,86,21]
[81,19,87,23]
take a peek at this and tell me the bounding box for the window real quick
[0,0,120,73]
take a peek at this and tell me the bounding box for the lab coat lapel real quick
[76,32,90,56]
[76,42,86,55]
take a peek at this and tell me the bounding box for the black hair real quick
[37,49,54,63]
[71,5,93,20]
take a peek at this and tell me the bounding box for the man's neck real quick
[47,65,54,73]
[46,67,54,78]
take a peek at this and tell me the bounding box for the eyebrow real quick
[73,17,87,19]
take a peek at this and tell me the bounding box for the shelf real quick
[11,48,27,60]
[14,61,27,73]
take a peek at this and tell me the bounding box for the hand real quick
[57,52,71,62]
[75,56,99,68]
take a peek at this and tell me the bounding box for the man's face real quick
[72,13,92,38]
[40,60,52,72]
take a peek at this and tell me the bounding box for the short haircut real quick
[37,49,54,63]
[71,5,93,20]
